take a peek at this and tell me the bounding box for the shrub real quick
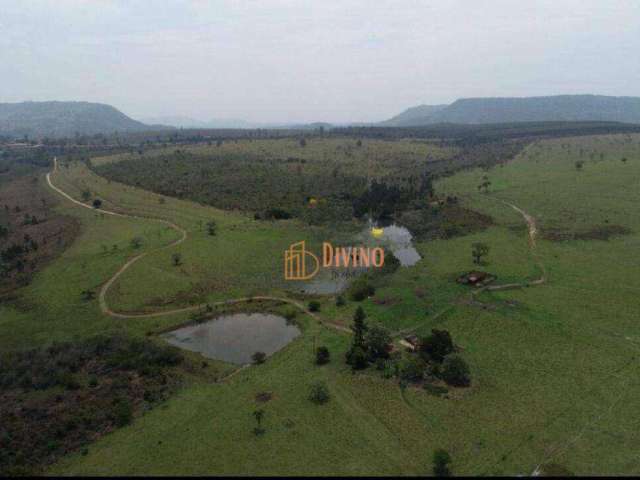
[309,381,330,404]
[398,355,426,382]
[308,300,321,312]
[315,346,330,365]
[92,198,102,209]
[335,295,346,307]
[433,449,452,476]
[348,277,375,301]
[252,351,267,365]
[441,355,471,387]
[283,308,297,321]
[423,383,448,397]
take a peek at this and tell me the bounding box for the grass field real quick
[4,133,640,475]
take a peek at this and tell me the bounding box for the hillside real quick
[384,95,640,126]
[379,104,447,126]
[0,101,152,138]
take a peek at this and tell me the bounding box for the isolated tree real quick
[81,289,96,301]
[252,351,266,365]
[315,346,330,365]
[252,408,265,436]
[171,252,182,266]
[433,449,452,477]
[92,198,103,209]
[575,160,584,170]
[356,139,362,147]
[130,237,142,249]
[335,295,346,307]
[299,138,307,147]
[471,242,489,264]
[81,189,91,201]
[308,300,321,312]
[478,175,491,193]
[308,381,330,404]
[206,220,217,236]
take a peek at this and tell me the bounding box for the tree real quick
[315,346,330,365]
[81,190,91,201]
[171,252,182,266]
[308,300,321,312]
[419,329,454,363]
[433,449,452,477]
[365,325,391,361]
[309,381,330,404]
[575,160,584,170]
[346,307,369,369]
[335,295,346,307]
[478,175,491,193]
[130,237,142,249]
[206,220,217,236]
[299,138,307,147]
[441,355,471,387]
[252,351,266,365]
[92,198,103,209]
[471,242,489,265]
[81,289,96,301]
[252,408,265,436]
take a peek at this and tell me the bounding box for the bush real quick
[423,383,448,397]
[441,355,470,387]
[315,346,330,365]
[348,277,375,301]
[335,295,346,307]
[252,352,267,365]
[397,355,426,382]
[309,381,330,404]
[308,300,321,312]
[433,449,452,476]
[283,308,297,321]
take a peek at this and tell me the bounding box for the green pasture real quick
[3,133,640,475]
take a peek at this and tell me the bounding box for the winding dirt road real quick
[46,158,351,333]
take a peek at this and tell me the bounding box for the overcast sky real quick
[1,0,639,123]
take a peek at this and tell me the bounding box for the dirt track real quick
[47,158,351,333]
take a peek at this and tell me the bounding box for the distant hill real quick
[0,101,154,138]
[379,104,447,127]
[383,95,640,126]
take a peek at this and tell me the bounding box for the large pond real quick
[162,313,301,365]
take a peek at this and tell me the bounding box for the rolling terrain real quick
[2,133,640,475]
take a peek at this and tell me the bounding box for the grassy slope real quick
[3,134,640,475]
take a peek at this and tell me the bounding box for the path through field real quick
[47,158,351,333]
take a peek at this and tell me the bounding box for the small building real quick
[456,271,497,287]
[400,334,420,351]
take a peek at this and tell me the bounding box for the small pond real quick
[369,223,421,267]
[162,313,301,365]
[297,223,421,295]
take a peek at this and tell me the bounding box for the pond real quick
[296,223,421,295]
[162,313,301,365]
[371,223,421,266]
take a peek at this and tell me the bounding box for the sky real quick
[1,0,639,124]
